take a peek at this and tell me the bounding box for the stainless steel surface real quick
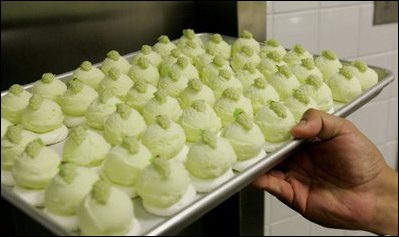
[237,1,267,42]
[1,33,395,236]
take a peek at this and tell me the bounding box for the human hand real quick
[253,109,398,235]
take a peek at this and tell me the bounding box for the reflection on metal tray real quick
[1,33,395,236]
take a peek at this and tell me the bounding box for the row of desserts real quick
[1,29,379,236]
[1,29,378,144]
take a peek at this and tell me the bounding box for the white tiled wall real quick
[264,1,398,236]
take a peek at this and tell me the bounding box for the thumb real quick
[291,109,351,140]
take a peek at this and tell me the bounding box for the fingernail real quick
[297,119,307,127]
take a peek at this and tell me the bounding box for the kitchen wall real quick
[264,1,398,236]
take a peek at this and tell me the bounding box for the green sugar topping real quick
[241,30,253,39]
[29,94,43,110]
[177,57,189,69]
[122,136,140,154]
[91,179,111,205]
[322,50,337,60]
[171,48,181,58]
[154,90,167,103]
[80,61,92,71]
[158,35,170,44]
[269,101,287,118]
[352,60,368,73]
[141,45,152,55]
[267,51,282,62]
[219,69,231,80]
[116,103,131,119]
[278,65,292,78]
[191,100,206,112]
[108,67,121,80]
[213,55,225,67]
[99,88,114,103]
[266,39,280,47]
[68,78,84,93]
[183,29,195,40]
[59,163,78,184]
[107,50,120,61]
[293,89,310,104]
[134,80,148,93]
[243,63,256,73]
[6,125,22,144]
[70,126,87,145]
[156,115,171,129]
[201,130,217,149]
[222,87,241,101]
[211,33,223,43]
[9,84,23,96]
[241,46,254,57]
[187,40,197,49]
[254,77,268,89]
[235,111,253,130]
[305,74,322,88]
[152,156,170,179]
[340,66,353,79]
[169,69,181,82]
[301,58,315,70]
[138,57,150,69]
[25,139,44,159]
[41,73,55,83]
[293,44,306,54]
[188,78,202,91]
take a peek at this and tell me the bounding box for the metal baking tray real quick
[1,33,395,236]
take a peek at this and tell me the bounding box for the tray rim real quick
[1,32,396,236]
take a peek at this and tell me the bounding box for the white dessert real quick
[73,61,105,90]
[1,84,32,124]
[22,95,67,145]
[136,156,195,216]
[101,50,131,74]
[185,130,237,192]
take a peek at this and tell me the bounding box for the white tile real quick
[270,215,311,236]
[267,1,272,14]
[344,230,377,236]
[264,225,270,236]
[273,1,318,13]
[320,1,373,8]
[267,15,273,39]
[378,141,398,170]
[270,195,298,222]
[387,98,398,141]
[392,51,398,97]
[319,7,360,58]
[310,223,345,236]
[347,100,390,145]
[273,10,319,53]
[358,5,398,55]
[264,192,271,226]
[360,52,395,101]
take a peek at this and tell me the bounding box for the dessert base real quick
[1,169,15,186]
[170,145,189,163]
[190,169,234,193]
[142,184,196,217]
[13,186,45,207]
[327,106,335,114]
[124,218,142,236]
[38,125,69,145]
[233,149,267,172]
[44,209,78,232]
[64,115,86,128]
[112,183,138,198]
[264,140,289,153]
